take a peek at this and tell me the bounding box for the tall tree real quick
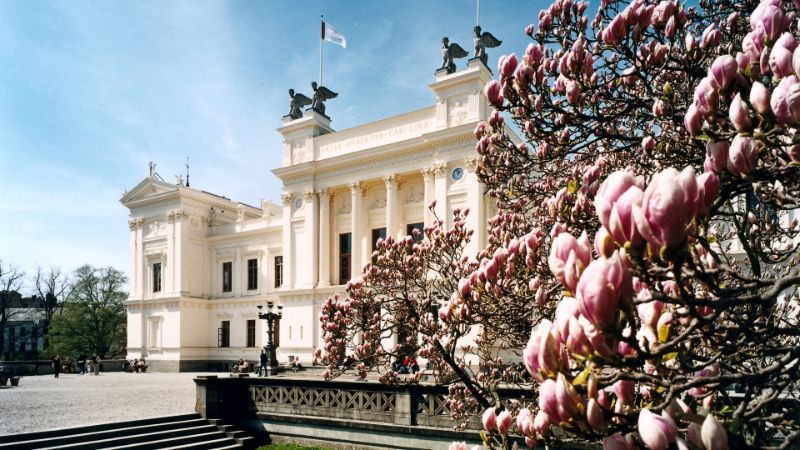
[0,261,25,360]
[32,265,73,350]
[48,265,127,359]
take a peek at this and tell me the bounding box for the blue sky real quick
[0,0,543,290]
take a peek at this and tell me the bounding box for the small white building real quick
[121,61,504,371]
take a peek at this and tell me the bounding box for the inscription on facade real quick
[318,118,434,158]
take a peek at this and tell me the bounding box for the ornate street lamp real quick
[257,301,283,376]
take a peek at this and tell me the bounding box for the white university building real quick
[121,61,509,371]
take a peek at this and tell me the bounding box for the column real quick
[318,188,332,287]
[464,156,485,255]
[433,163,448,228]
[304,189,319,288]
[349,181,364,280]
[384,174,399,239]
[281,193,294,289]
[421,168,434,228]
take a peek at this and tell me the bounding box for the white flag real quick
[322,21,347,48]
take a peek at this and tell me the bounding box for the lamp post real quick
[257,301,283,376]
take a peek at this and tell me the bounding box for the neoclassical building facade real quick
[121,61,505,371]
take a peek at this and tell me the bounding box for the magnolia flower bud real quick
[729,92,752,131]
[497,410,513,434]
[771,75,800,124]
[701,414,729,450]
[705,140,729,174]
[749,81,771,114]
[499,54,518,79]
[602,434,636,450]
[586,398,606,430]
[482,407,497,431]
[708,55,737,90]
[576,251,630,329]
[770,45,794,78]
[638,409,678,450]
[727,135,759,177]
[484,80,503,108]
[684,104,703,136]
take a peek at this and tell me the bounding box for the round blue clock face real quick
[294,198,303,209]
[452,167,464,181]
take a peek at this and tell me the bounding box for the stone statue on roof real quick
[440,37,468,74]
[309,81,337,117]
[287,89,312,120]
[473,25,502,66]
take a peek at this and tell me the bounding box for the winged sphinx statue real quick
[287,89,312,120]
[473,25,502,66]
[440,37,468,74]
[310,81,338,116]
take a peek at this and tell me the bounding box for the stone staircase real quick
[0,413,260,450]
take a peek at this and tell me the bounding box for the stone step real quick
[40,427,225,450]
[0,414,201,445]
[158,437,242,450]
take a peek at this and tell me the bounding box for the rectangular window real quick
[153,262,162,292]
[247,258,258,290]
[222,262,232,293]
[246,319,256,347]
[371,228,387,252]
[218,321,230,348]
[274,256,283,288]
[406,222,424,243]
[339,232,352,285]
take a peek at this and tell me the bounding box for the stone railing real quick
[194,375,531,430]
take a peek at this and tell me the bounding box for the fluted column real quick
[281,193,294,289]
[421,168,434,228]
[433,163,448,228]
[318,189,331,287]
[349,181,364,281]
[384,174,399,239]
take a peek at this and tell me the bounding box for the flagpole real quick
[476,0,480,26]
[319,15,324,84]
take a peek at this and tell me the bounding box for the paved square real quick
[0,372,203,435]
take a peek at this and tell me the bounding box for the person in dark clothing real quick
[258,349,267,376]
[52,355,61,378]
[77,353,87,375]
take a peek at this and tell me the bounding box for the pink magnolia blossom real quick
[633,167,697,249]
[708,55,737,90]
[555,373,581,422]
[586,398,606,430]
[499,54,518,79]
[595,171,644,246]
[705,140,729,174]
[497,410,513,434]
[638,408,678,450]
[482,407,497,431]
[612,380,634,411]
[522,320,562,380]
[516,408,534,436]
[485,80,504,108]
[538,378,559,423]
[576,251,630,329]
[727,135,759,177]
[684,103,703,136]
[448,442,467,450]
[770,75,800,124]
[770,45,794,78]
[549,232,592,292]
[603,434,636,450]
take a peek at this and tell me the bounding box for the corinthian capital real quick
[303,189,316,201]
[348,181,364,195]
[383,173,399,189]
[128,218,144,231]
[432,162,448,177]
[280,192,293,206]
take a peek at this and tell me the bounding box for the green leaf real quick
[567,179,578,194]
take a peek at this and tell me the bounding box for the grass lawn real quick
[257,444,332,450]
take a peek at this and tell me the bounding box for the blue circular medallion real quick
[452,167,464,181]
[294,198,303,209]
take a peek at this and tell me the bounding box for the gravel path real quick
[0,372,205,436]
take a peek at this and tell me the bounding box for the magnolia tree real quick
[321,0,800,448]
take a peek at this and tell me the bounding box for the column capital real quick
[464,156,480,172]
[420,167,433,181]
[280,192,293,206]
[128,218,144,231]
[348,181,364,195]
[317,187,331,200]
[166,210,184,223]
[432,162,448,177]
[383,173,399,189]
[303,189,316,201]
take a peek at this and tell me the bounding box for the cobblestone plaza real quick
[0,373,199,435]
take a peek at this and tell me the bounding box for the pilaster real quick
[421,168,434,228]
[432,163,448,227]
[318,189,332,287]
[464,156,485,255]
[281,193,294,289]
[384,174,400,239]
[304,189,319,288]
[349,181,364,281]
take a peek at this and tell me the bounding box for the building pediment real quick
[121,177,180,207]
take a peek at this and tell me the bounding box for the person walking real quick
[91,354,99,376]
[258,349,267,376]
[52,355,61,378]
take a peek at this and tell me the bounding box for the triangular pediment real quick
[120,177,180,206]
